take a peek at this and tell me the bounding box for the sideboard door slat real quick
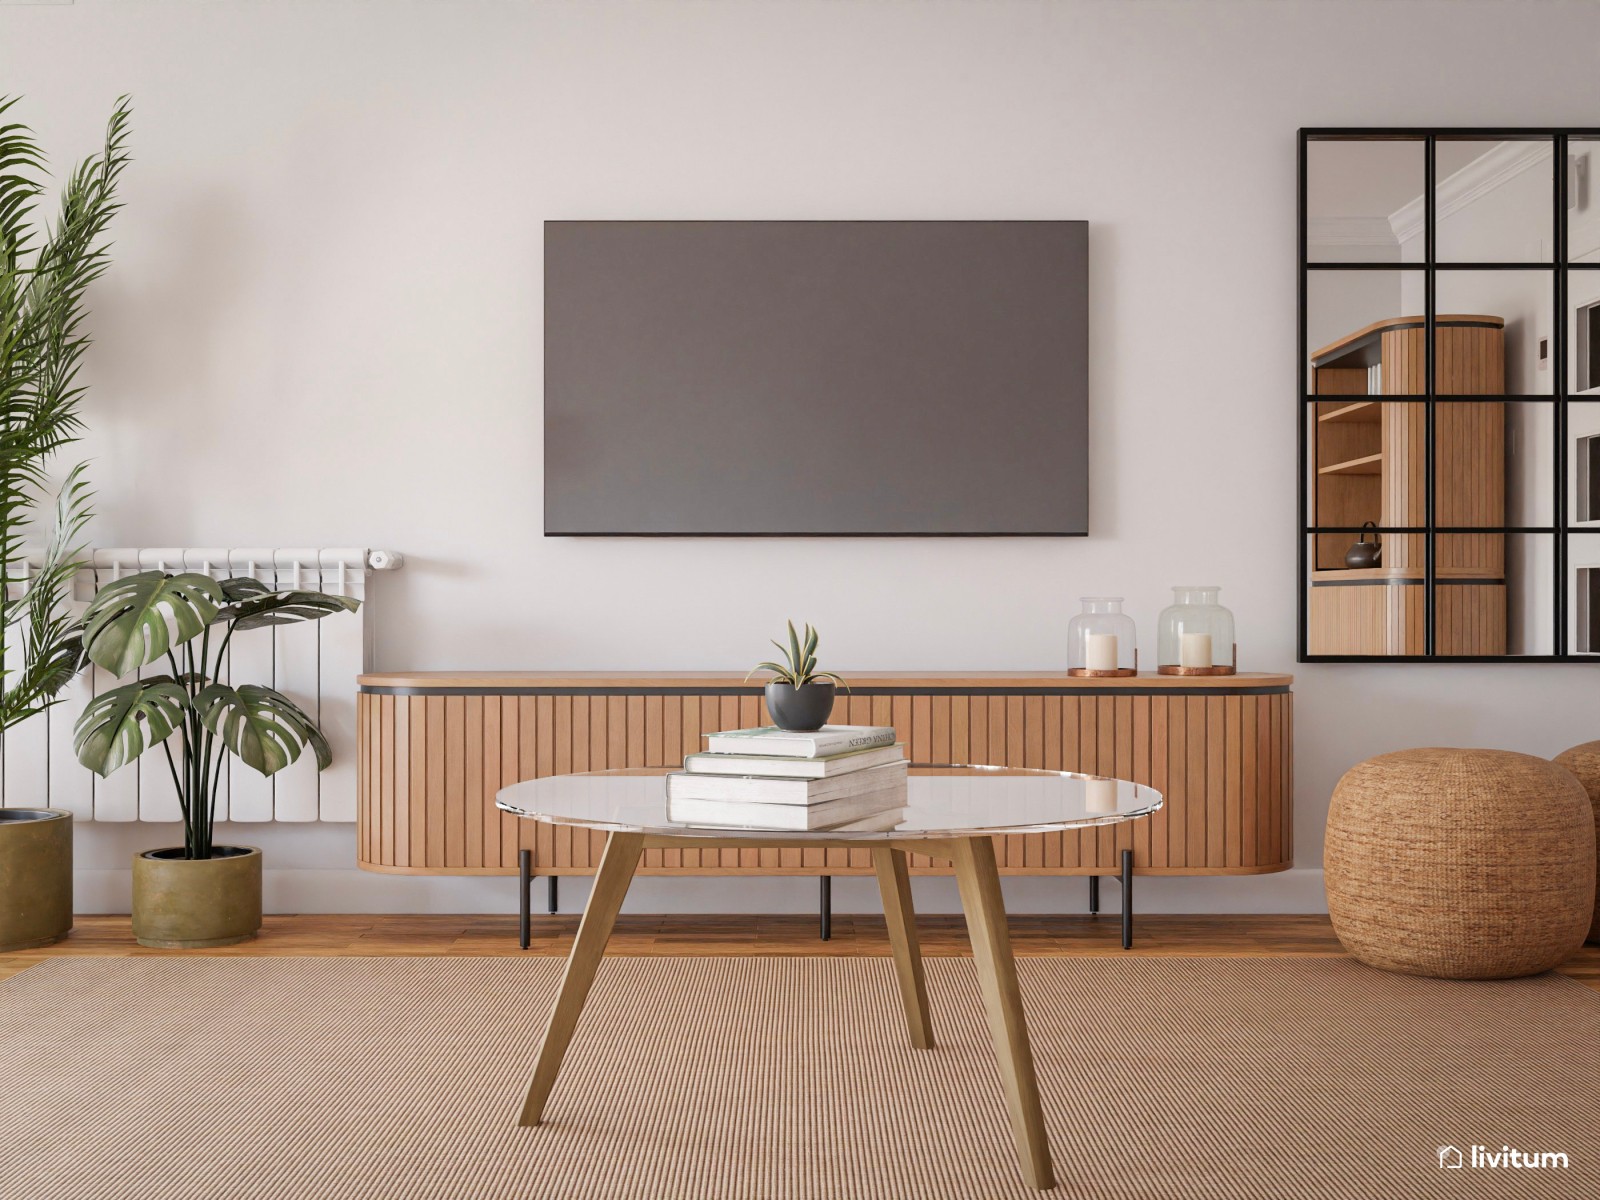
[515,697,536,861]
[482,696,501,870]
[1166,699,1187,868]
[1113,695,1136,866]
[465,696,484,869]
[1149,697,1169,871]
[1185,696,1207,870]
[443,696,466,870]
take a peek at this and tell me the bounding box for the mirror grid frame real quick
[1298,126,1600,662]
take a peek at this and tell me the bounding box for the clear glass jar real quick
[1067,597,1137,676]
[1156,587,1236,675]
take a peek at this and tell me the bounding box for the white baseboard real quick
[72,867,1329,916]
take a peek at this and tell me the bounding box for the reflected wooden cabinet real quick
[354,672,1295,880]
[1308,315,1507,655]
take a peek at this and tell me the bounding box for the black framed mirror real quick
[1299,127,1600,661]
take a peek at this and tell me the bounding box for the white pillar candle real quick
[1084,632,1118,672]
[1085,777,1117,813]
[1179,632,1213,669]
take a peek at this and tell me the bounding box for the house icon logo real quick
[1439,1146,1464,1169]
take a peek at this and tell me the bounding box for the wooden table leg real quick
[872,846,933,1049]
[518,830,644,1126]
[950,835,1055,1191]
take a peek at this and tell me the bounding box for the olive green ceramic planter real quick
[131,846,262,948]
[0,808,73,952]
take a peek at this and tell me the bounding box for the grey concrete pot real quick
[132,845,262,948]
[0,808,73,952]
[765,681,836,732]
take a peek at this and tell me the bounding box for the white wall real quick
[5,0,1600,917]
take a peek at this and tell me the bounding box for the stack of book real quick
[666,724,908,830]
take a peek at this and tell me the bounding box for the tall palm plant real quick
[0,97,130,755]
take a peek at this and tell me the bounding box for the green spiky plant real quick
[747,621,847,689]
[0,97,131,760]
[73,572,359,859]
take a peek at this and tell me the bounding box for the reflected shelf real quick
[1317,453,1383,476]
[1317,401,1379,423]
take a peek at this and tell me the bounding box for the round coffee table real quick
[497,764,1162,1191]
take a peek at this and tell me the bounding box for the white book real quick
[666,760,909,806]
[705,724,897,759]
[682,743,905,780]
[667,789,906,831]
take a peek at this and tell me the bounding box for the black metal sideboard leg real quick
[1120,849,1134,950]
[547,875,559,915]
[820,875,832,941]
[1088,874,1100,915]
[518,849,532,950]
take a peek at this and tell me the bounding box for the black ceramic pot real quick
[765,681,836,732]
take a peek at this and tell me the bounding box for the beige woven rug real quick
[2,956,1597,1199]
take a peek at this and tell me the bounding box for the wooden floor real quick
[4,914,1598,990]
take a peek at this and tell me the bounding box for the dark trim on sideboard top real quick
[1309,577,1504,587]
[358,684,1293,698]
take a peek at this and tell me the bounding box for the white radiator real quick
[0,547,401,823]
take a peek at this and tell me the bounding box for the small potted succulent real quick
[747,621,846,732]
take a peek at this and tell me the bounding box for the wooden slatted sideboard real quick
[354,672,1293,880]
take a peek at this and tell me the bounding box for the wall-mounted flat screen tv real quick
[544,220,1088,535]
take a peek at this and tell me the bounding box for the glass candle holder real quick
[1067,597,1138,677]
[1156,586,1236,675]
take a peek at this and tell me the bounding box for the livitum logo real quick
[1437,1144,1571,1170]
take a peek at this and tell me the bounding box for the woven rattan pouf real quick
[1325,748,1595,979]
[1552,741,1600,944]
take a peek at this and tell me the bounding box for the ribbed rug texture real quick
[3,956,1597,1199]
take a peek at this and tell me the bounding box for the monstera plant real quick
[76,570,358,856]
[73,570,357,948]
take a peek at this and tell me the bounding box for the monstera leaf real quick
[217,578,359,631]
[81,571,223,676]
[218,577,272,602]
[195,683,331,777]
[73,677,189,778]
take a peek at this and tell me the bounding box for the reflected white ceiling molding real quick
[1307,217,1400,251]
[1389,141,1553,245]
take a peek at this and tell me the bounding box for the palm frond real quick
[0,98,129,734]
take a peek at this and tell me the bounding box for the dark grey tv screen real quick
[544,220,1088,536]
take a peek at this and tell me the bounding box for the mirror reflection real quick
[1305,140,1422,265]
[1434,139,1553,263]
[1569,534,1600,654]
[1570,138,1599,266]
[1303,135,1575,659]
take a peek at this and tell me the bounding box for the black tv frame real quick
[543,219,1090,538]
